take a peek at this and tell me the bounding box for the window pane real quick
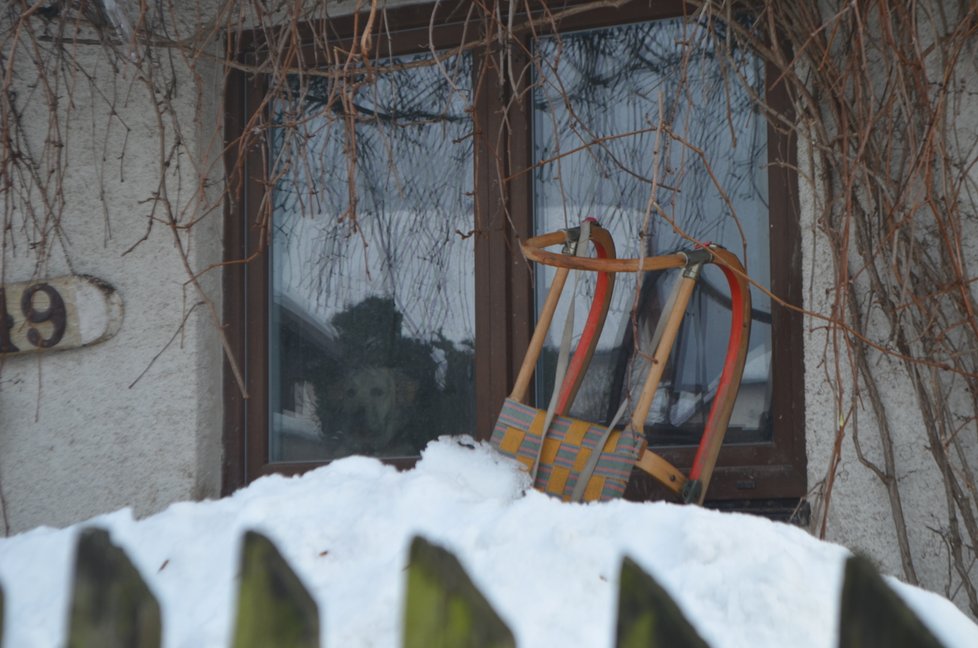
[532,18,772,445]
[268,52,475,461]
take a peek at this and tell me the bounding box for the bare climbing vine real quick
[692,0,978,613]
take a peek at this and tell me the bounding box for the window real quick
[532,19,772,445]
[224,1,805,503]
[267,52,475,462]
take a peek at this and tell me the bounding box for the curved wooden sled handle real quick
[510,223,617,414]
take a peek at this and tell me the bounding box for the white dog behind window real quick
[321,366,420,456]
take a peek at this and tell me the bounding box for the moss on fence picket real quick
[67,528,161,648]
[616,556,710,648]
[403,536,515,648]
[839,554,945,648]
[232,530,320,648]
[0,527,951,647]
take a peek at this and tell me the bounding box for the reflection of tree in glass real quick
[311,297,474,458]
[268,52,475,347]
[271,54,472,221]
[532,17,772,443]
[275,67,470,215]
[533,17,766,241]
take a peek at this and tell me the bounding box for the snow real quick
[0,437,975,648]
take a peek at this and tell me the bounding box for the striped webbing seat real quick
[491,398,643,502]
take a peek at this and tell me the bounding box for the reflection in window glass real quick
[269,52,475,461]
[533,18,772,445]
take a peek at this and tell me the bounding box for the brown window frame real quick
[223,0,806,505]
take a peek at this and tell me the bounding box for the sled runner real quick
[491,220,752,505]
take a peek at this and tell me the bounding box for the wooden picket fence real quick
[0,526,949,648]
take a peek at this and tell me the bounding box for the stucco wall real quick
[801,25,978,612]
[0,24,225,533]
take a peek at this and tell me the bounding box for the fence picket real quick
[838,554,946,648]
[5,529,965,647]
[66,527,161,648]
[615,556,710,648]
[231,530,320,648]
[402,536,515,648]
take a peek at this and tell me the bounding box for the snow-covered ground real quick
[0,437,975,648]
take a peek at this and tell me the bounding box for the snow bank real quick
[0,436,975,648]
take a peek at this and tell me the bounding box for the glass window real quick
[532,17,773,446]
[226,3,804,501]
[268,51,475,461]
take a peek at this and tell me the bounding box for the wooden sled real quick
[491,220,752,505]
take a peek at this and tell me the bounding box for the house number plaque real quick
[0,275,123,356]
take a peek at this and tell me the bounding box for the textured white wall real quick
[0,35,225,534]
[801,49,978,613]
